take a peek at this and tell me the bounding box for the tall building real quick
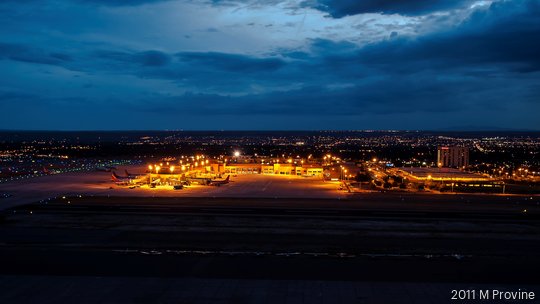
[437,146,469,168]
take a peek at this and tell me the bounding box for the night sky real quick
[1,0,539,130]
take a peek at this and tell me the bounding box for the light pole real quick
[169,166,175,185]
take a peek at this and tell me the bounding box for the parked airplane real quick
[124,170,144,178]
[185,176,212,185]
[209,175,230,186]
[111,172,129,185]
[149,178,160,188]
[111,171,145,186]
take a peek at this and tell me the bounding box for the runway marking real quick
[261,181,272,192]
[285,210,339,214]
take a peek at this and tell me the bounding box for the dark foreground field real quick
[1,195,539,303]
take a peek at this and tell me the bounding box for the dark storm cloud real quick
[132,73,484,117]
[127,0,540,120]
[1,0,539,130]
[176,52,285,73]
[76,0,170,6]
[135,51,172,66]
[309,38,357,55]
[92,50,166,66]
[309,0,540,74]
[305,0,473,17]
[0,42,72,66]
[0,0,172,6]
[94,50,171,67]
[0,90,38,105]
[279,50,310,60]
[3,1,538,83]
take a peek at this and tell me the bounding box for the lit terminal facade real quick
[396,167,504,192]
[220,163,323,176]
[397,167,489,182]
[143,157,325,186]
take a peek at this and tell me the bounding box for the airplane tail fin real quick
[125,170,131,177]
[225,175,230,182]
[111,173,119,182]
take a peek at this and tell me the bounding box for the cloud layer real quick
[309,0,474,17]
[0,0,539,130]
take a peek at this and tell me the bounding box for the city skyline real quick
[1,0,540,130]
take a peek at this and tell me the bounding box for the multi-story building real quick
[437,146,469,168]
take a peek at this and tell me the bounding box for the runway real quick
[11,195,540,220]
[2,195,540,280]
[2,190,540,303]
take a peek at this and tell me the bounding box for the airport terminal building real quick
[396,167,503,192]
[142,162,325,186]
[216,163,324,177]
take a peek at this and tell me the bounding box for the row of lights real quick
[148,159,210,174]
